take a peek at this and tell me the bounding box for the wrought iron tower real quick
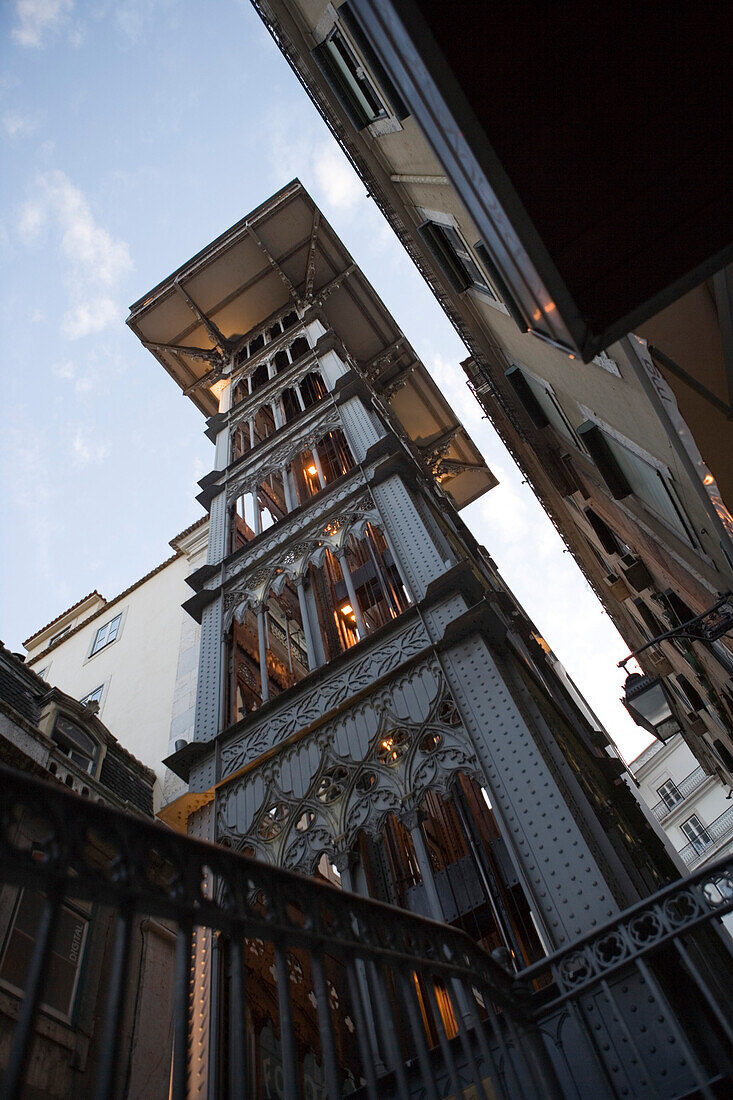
[127,181,676,1093]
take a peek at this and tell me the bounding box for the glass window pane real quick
[1,925,34,991]
[326,32,384,122]
[92,614,122,653]
[657,780,682,809]
[0,890,88,1018]
[81,685,103,705]
[54,716,95,757]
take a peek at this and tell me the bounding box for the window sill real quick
[0,983,76,1038]
[85,636,120,664]
[368,115,403,136]
[466,286,505,312]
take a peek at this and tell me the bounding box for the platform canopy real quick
[127,180,496,509]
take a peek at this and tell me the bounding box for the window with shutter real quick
[312,27,388,130]
[418,221,497,298]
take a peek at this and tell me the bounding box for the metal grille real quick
[2,762,733,1098]
[679,806,733,866]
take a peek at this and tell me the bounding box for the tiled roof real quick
[169,515,208,547]
[23,591,105,648]
[99,744,155,816]
[24,516,208,660]
[0,651,45,726]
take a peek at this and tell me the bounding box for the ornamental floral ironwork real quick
[217,663,483,874]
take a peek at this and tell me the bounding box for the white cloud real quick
[51,360,75,380]
[12,0,73,48]
[3,111,39,137]
[52,358,94,391]
[63,297,119,339]
[312,142,362,212]
[265,109,364,216]
[18,170,133,338]
[71,427,109,467]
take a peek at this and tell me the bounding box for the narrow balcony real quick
[651,765,708,821]
[680,804,733,867]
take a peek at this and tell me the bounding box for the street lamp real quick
[622,673,682,743]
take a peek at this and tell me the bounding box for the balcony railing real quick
[651,765,708,820]
[679,804,733,866]
[2,762,733,1098]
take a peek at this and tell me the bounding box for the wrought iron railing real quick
[679,804,733,866]
[520,851,733,1097]
[650,765,708,820]
[1,762,733,1099]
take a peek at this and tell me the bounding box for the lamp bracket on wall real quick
[618,592,733,670]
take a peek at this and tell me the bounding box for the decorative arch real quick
[216,664,484,876]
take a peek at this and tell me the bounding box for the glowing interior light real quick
[703,474,715,486]
[307,464,318,475]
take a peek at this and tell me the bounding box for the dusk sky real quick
[0,0,650,760]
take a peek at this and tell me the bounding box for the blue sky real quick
[0,0,649,760]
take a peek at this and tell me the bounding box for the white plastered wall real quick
[24,529,207,810]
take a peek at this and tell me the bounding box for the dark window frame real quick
[418,220,497,298]
[90,613,122,657]
[0,887,90,1023]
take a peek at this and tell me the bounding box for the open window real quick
[418,220,497,298]
[505,365,582,448]
[228,577,312,724]
[579,422,696,544]
[312,6,407,132]
[584,508,623,556]
[300,371,328,408]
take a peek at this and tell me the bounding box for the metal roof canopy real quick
[127,180,496,510]
[348,0,733,361]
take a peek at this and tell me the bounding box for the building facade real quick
[126,183,684,1094]
[0,644,173,1099]
[22,520,208,812]
[247,0,733,788]
[633,734,733,876]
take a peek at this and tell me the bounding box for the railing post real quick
[1,890,63,1100]
[337,855,388,1078]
